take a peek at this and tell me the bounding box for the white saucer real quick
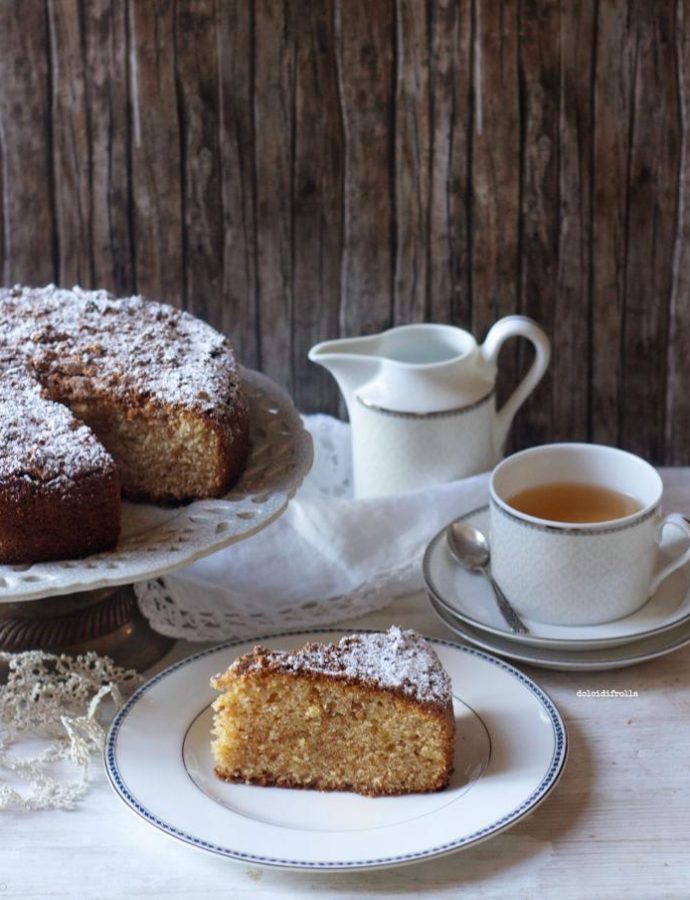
[428,592,690,671]
[423,507,690,650]
[105,630,567,870]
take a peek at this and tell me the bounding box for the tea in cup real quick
[489,443,690,626]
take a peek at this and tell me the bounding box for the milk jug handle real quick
[480,316,551,451]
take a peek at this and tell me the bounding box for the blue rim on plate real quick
[104,629,568,870]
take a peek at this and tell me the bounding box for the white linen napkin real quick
[136,414,491,640]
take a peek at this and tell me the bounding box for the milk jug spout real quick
[307,335,384,415]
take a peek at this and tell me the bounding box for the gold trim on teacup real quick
[490,496,659,534]
[355,388,495,419]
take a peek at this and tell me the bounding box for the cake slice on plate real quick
[210,627,455,797]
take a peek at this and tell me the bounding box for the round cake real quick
[0,285,250,564]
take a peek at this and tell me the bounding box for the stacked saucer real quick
[423,506,690,671]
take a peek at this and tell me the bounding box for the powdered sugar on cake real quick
[0,374,115,486]
[0,285,244,416]
[0,284,246,488]
[225,627,452,706]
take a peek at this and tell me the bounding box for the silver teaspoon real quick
[446,520,529,635]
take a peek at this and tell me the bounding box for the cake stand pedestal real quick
[0,370,312,672]
[0,586,174,671]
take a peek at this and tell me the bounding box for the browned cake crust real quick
[0,284,250,563]
[0,471,121,565]
[210,628,456,797]
[0,373,123,564]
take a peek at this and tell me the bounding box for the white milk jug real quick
[309,317,551,498]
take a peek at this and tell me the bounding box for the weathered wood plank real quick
[514,0,561,449]
[427,0,472,327]
[665,0,690,465]
[47,0,93,287]
[619,0,679,464]
[290,0,343,413]
[552,0,595,444]
[253,0,294,388]
[216,0,260,368]
[0,0,55,285]
[393,0,430,323]
[84,0,133,294]
[590,0,635,446]
[335,0,395,337]
[128,0,183,306]
[469,0,520,410]
[174,0,223,323]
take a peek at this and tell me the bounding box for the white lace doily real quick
[0,651,140,811]
[136,416,493,642]
[134,561,419,642]
[0,369,312,602]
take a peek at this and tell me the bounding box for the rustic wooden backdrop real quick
[0,0,688,462]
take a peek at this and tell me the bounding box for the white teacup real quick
[489,443,690,626]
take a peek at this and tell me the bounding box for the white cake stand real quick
[0,369,313,670]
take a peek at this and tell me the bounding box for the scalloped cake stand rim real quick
[0,368,313,604]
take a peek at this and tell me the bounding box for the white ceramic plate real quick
[429,591,690,671]
[424,507,690,650]
[105,630,567,871]
[0,369,313,602]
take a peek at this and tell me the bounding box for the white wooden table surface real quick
[3,470,690,899]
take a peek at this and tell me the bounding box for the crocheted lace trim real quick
[135,561,416,642]
[0,651,140,811]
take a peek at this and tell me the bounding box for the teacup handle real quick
[480,316,551,452]
[649,514,690,595]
